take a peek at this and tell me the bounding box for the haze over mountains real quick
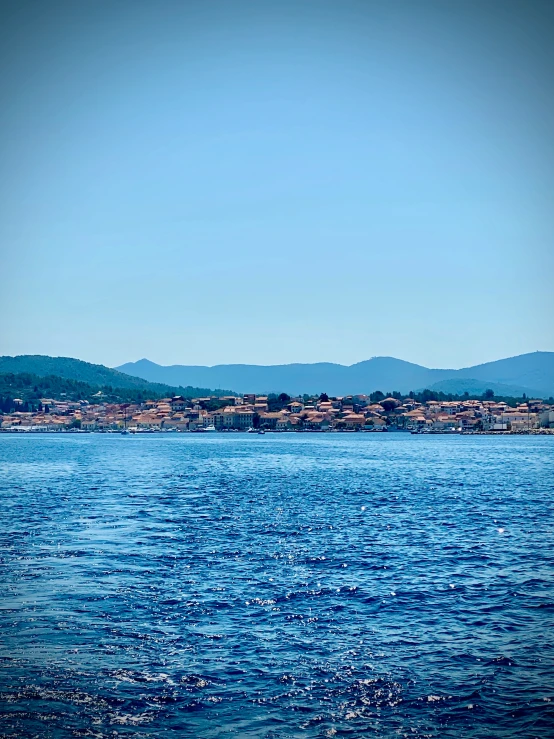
[117,352,554,398]
[1,352,552,398]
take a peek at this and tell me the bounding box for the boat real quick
[204,424,217,432]
[257,429,265,435]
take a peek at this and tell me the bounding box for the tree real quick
[202,398,229,412]
[370,390,385,403]
[484,389,494,399]
[381,398,398,412]
[268,393,291,412]
[319,393,329,402]
[420,389,438,403]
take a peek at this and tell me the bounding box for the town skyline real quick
[3,389,553,435]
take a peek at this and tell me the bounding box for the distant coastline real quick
[1,353,553,435]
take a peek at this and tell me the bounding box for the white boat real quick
[204,425,217,432]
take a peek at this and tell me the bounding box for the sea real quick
[0,432,553,738]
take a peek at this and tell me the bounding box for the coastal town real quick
[1,391,553,434]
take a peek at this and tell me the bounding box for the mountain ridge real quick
[117,352,554,397]
[1,352,551,398]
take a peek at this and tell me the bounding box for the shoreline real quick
[1,428,553,436]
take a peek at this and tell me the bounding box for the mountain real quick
[3,352,551,399]
[452,353,554,395]
[116,352,554,397]
[0,355,152,389]
[116,357,449,396]
[0,356,231,397]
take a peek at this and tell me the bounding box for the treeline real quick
[397,388,552,407]
[294,388,548,409]
[0,372,229,412]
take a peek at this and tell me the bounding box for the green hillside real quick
[0,355,167,389]
[0,371,231,411]
[0,356,233,397]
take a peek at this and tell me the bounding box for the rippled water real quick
[1,433,553,738]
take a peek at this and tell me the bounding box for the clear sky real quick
[1,0,553,369]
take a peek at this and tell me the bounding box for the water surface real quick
[1,433,553,737]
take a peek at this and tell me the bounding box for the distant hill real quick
[2,352,551,399]
[453,353,554,395]
[0,356,232,398]
[117,352,554,397]
[426,378,545,398]
[115,357,448,396]
[0,355,154,389]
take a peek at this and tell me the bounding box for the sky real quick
[1,0,553,370]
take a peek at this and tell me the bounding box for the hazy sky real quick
[1,0,553,369]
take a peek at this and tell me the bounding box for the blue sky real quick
[1,0,552,369]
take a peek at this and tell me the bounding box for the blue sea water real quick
[0,433,553,738]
